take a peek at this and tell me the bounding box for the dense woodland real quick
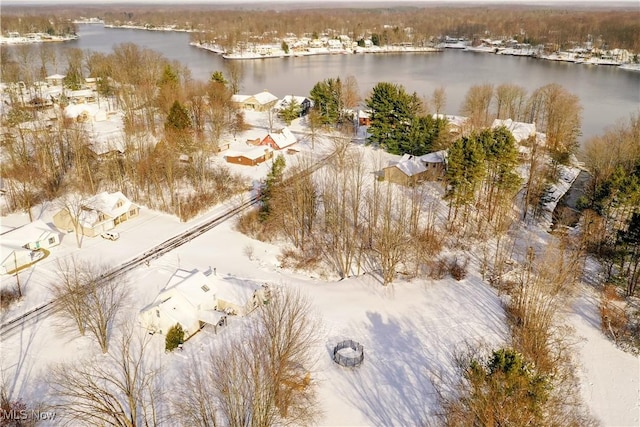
[2,4,640,53]
[0,4,638,426]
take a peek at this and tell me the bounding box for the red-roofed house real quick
[259,127,297,150]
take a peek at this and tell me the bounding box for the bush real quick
[428,257,449,280]
[165,323,185,352]
[442,348,550,427]
[449,257,469,281]
[0,286,22,311]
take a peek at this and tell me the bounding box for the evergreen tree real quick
[366,82,422,154]
[458,348,550,426]
[165,100,192,131]
[165,100,193,153]
[210,70,227,85]
[309,77,343,125]
[63,63,84,90]
[445,135,486,221]
[160,64,179,86]
[165,323,185,351]
[260,155,286,221]
[481,126,522,223]
[279,97,301,125]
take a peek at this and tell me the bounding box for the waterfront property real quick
[231,90,279,111]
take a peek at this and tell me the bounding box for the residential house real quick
[383,154,429,186]
[67,88,96,104]
[231,90,279,111]
[358,109,372,126]
[259,127,297,150]
[63,103,107,122]
[419,150,448,180]
[491,118,536,143]
[274,95,312,116]
[139,269,220,337]
[0,220,60,274]
[433,114,470,137]
[45,74,65,86]
[53,191,140,237]
[225,146,273,166]
[139,268,271,337]
[215,280,270,316]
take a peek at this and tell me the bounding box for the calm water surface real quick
[42,24,640,144]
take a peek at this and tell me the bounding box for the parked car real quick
[101,231,120,241]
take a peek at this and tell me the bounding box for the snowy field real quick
[0,110,638,426]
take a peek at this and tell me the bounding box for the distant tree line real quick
[4,4,638,52]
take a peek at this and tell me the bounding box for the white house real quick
[0,220,60,274]
[491,118,536,143]
[53,191,140,237]
[139,269,221,337]
[139,268,270,337]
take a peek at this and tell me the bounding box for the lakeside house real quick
[231,90,279,111]
[274,95,313,116]
[0,220,60,274]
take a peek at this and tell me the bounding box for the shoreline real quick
[190,43,442,60]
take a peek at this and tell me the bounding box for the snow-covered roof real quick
[226,146,272,160]
[46,74,66,80]
[68,89,94,99]
[391,154,428,176]
[252,90,278,105]
[231,94,250,103]
[265,127,297,149]
[63,103,102,119]
[433,114,468,129]
[214,279,259,307]
[358,109,371,119]
[274,95,310,110]
[420,150,447,164]
[491,118,536,143]
[0,219,59,250]
[161,269,216,309]
[82,191,137,220]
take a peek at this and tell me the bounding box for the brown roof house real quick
[259,127,297,150]
[383,154,429,186]
[53,191,140,237]
[225,146,274,166]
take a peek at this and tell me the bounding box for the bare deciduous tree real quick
[174,287,320,427]
[48,325,162,426]
[50,257,129,353]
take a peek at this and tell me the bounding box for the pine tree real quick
[309,78,343,125]
[445,135,486,222]
[279,97,301,125]
[481,127,522,223]
[260,155,286,221]
[165,323,185,351]
[366,82,423,154]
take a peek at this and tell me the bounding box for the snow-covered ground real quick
[1,110,638,426]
